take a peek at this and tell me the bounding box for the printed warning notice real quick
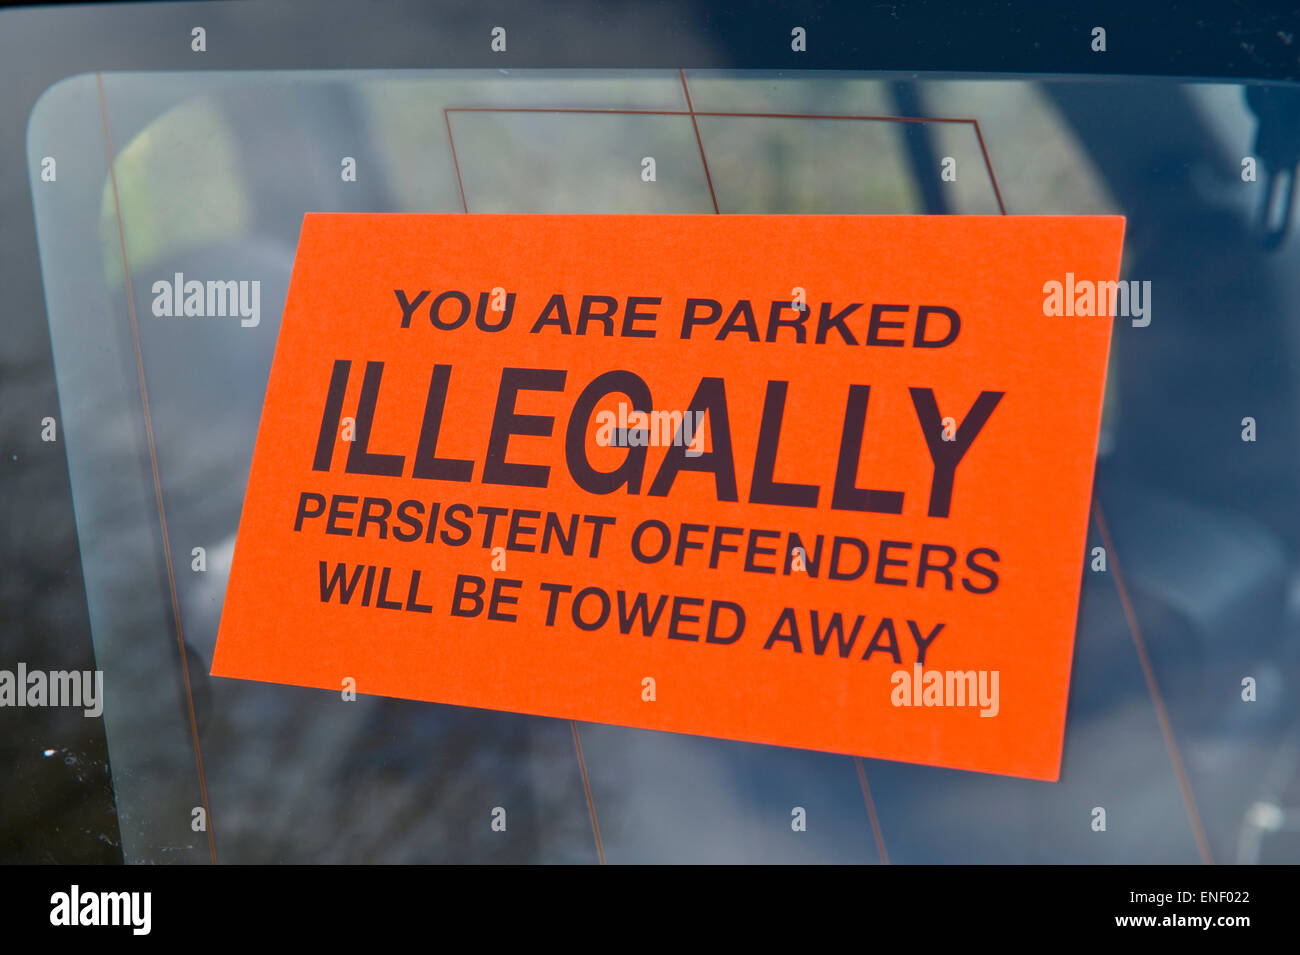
[212,213,1124,780]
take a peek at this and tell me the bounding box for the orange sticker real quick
[212,213,1124,780]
